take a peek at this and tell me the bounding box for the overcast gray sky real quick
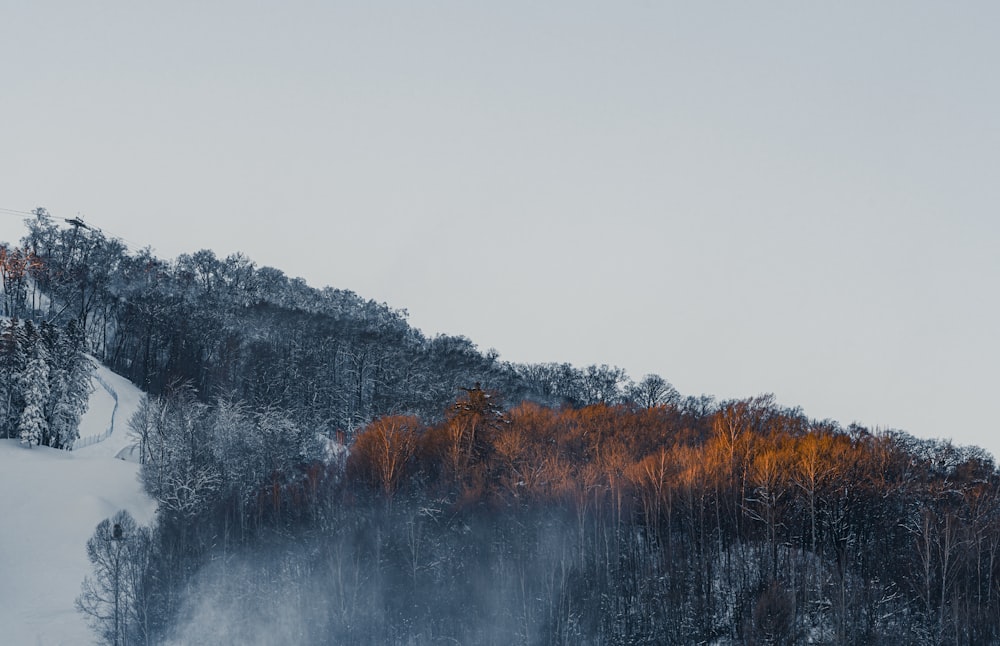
[2,2,998,457]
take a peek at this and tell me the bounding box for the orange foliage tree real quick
[350,414,422,501]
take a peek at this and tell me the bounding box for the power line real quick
[0,207,36,217]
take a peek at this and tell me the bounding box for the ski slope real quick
[0,362,155,646]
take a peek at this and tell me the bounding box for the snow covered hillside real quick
[0,362,154,646]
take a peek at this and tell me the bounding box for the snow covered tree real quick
[128,395,164,466]
[0,318,25,437]
[139,385,222,519]
[17,321,49,447]
[45,319,93,449]
[205,397,258,529]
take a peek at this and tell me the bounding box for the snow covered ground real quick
[74,362,149,461]
[0,362,155,645]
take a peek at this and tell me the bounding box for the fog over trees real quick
[5,212,1000,644]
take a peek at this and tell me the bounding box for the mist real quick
[163,501,584,645]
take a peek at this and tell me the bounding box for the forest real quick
[0,316,92,448]
[4,211,1000,645]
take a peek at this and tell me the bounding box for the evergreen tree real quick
[17,321,49,447]
[0,318,25,437]
[45,320,92,449]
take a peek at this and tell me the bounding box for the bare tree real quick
[77,510,152,646]
[627,373,680,409]
[351,414,420,502]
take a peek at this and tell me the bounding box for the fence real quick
[72,372,119,450]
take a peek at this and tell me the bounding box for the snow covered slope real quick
[0,362,155,646]
[74,362,148,461]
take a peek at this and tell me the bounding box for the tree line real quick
[347,390,1000,644]
[5,210,671,435]
[10,210,995,643]
[77,385,1000,645]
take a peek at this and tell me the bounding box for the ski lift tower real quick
[64,216,90,230]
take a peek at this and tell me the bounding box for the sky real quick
[1,3,998,457]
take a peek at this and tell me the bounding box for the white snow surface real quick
[0,362,155,646]
[74,361,148,460]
